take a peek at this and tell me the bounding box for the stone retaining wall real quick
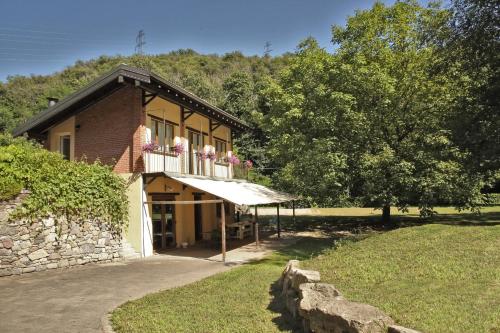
[0,191,123,277]
[279,260,421,333]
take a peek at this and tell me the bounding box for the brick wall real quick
[74,85,145,173]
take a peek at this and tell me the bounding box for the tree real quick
[260,39,353,207]
[445,0,500,177]
[222,72,270,175]
[263,1,485,225]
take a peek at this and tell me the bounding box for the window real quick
[215,139,227,163]
[59,135,71,160]
[149,117,175,152]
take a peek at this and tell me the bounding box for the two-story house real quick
[14,65,294,259]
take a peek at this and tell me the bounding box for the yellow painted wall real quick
[213,125,232,150]
[146,97,181,125]
[144,96,233,151]
[48,116,76,160]
[185,112,209,135]
[121,173,143,254]
[145,176,233,246]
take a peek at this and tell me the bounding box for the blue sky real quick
[0,0,403,81]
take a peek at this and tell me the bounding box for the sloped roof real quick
[14,64,248,136]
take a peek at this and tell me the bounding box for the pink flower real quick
[206,151,217,161]
[142,143,158,153]
[244,160,253,168]
[173,143,185,156]
[228,155,240,165]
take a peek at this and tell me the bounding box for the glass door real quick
[189,131,204,175]
[152,203,176,251]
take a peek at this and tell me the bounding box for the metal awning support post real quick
[277,203,281,239]
[292,200,296,225]
[221,201,226,263]
[254,205,259,248]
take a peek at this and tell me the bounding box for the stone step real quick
[119,240,141,259]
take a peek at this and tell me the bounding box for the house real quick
[14,65,295,260]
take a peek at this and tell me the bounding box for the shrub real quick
[0,177,22,201]
[0,134,128,228]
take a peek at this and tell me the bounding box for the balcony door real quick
[188,131,204,175]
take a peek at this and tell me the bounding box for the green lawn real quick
[111,237,332,333]
[111,207,500,333]
[302,224,500,332]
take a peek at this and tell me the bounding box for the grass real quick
[111,237,334,333]
[111,206,500,333]
[302,224,500,333]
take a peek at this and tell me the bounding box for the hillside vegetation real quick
[0,51,289,133]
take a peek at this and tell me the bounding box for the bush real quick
[0,177,22,201]
[0,134,128,228]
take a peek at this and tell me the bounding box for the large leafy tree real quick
[222,72,271,174]
[446,0,499,179]
[263,1,485,224]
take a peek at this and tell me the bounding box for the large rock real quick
[280,260,321,294]
[299,283,344,316]
[302,299,394,333]
[299,283,393,333]
[290,269,321,291]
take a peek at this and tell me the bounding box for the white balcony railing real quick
[142,130,250,179]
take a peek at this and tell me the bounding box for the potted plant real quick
[142,142,158,153]
[173,142,185,156]
[227,154,240,165]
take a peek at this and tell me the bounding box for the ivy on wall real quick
[0,134,128,228]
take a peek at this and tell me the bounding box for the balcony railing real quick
[142,144,249,180]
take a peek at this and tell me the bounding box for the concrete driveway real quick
[0,256,229,333]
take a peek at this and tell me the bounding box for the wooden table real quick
[226,221,254,240]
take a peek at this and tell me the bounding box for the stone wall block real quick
[290,269,321,292]
[0,194,124,277]
[278,260,410,333]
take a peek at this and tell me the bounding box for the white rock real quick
[28,249,49,261]
[43,217,55,227]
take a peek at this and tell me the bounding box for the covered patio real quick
[142,172,297,262]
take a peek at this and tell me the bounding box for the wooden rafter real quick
[183,109,195,121]
[211,120,222,132]
[142,92,157,106]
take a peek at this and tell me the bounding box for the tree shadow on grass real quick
[259,210,500,332]
[263,235,364,332]
[267,279,303,333]
[259,211,500,235]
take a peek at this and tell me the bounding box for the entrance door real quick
[194,194,203,241]
[151,202,176,251]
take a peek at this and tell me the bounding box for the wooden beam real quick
[255,205,259,248]
[277,204,281,239]
[180,106,185,138]
[141,84,249,132]
[143,200,223,205]
[183,109,195,121]
[210,121,222,132]
[221,201,226,263]
[209,119,214,177]
[142,92,157,106]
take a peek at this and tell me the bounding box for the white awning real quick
[166,174,297,206]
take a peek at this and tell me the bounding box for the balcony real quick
[142,139,250,179]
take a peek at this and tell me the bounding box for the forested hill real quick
[0,50,290,132]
